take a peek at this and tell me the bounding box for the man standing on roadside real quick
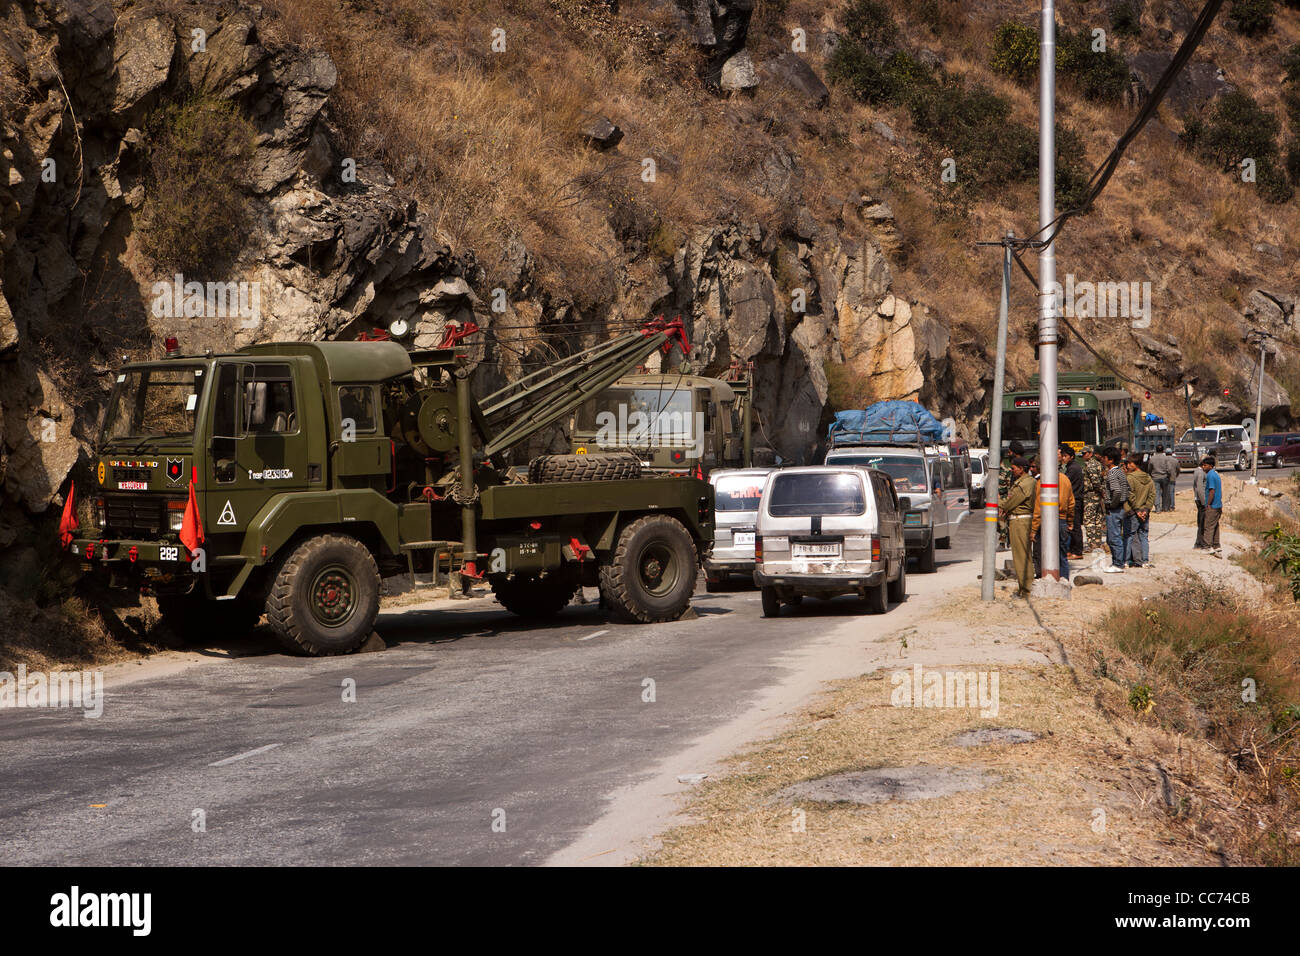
[1081,446,1106,553]
[997,440,1025,551]
[1124,454,1156,567]
[1102,447,1132,573]
[1061,445,1085,559]
[1201,456,1223,556]
[1001,457,1036,598]
[1149,444,1175,513]
[1193,457,1208,549]
[1033,449,1075,580]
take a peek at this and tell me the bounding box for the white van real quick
[754,465,906,616]
[704,467,773,591]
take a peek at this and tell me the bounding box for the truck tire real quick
[529,453,642,483]
[265,534,381,656]
[156,590,262,642]
[888,560,907,603]
[599,515,697,623]
[917,538,937,573]
[490,575,579,618]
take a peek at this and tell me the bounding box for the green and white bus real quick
[994,373,1134,456]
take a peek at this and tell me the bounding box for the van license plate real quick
[793,542,840,558]
[733,532,755,546]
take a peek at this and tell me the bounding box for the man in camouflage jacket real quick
[1080,446,1106,552]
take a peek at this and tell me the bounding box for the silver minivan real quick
[704,467,773,592]
[753,465,906,616]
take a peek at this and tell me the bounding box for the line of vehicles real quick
[69,322,986,653]
[102,320,1300,651]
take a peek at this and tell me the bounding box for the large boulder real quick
[1126,53,1231,114]
[758,53,830,108]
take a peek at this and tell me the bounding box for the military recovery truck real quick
[567,360,760,476]
[66,319,713,656]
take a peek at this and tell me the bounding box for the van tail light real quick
[754,535,763,563]
[871,535,881,562]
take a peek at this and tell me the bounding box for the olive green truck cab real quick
[71,327,712,656]
[568,363,760,476]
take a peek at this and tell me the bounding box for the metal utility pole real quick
[981,233,1014,602]
[1037,0,1061,580]
[1249,329,1269,481]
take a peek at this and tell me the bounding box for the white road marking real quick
[208,743,282,767]
[579,629,609,642]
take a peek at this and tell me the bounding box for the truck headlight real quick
[92,498,105,529]
[168,499,186,531]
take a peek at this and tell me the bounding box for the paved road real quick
[1,516,985,866]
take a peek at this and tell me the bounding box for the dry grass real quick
[648,663,1216,866]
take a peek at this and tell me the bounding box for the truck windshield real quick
[714,475,766,512]
[103,366,204,443]
[577,387,695,441]
[768,473,865,517]
[1181,429,1218,442]
[826,454,928,492]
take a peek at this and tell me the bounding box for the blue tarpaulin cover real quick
[828,401,946,445]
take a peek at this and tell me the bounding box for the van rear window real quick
[768,473,866,517]
[714,476,766,512]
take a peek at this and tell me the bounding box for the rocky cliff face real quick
[0,0,977,575]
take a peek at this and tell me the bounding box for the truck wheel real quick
[599,515,697,623]
[529,453,642,483]
[888,560,907,603]
[917,539,937,573]
[266,534,380,656]
[760,586,781,617]
[490,575,579,618]
[156,591,262,642]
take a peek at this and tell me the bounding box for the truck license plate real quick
[733,532,755,546]
[793,542,840,558]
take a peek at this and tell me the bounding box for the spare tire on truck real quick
[528,453,642,483]
[599,514,697,623]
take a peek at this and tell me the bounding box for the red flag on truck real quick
[58,481,78,549]
[180,479,203,555]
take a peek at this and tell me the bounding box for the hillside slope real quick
[2,0,1300,641]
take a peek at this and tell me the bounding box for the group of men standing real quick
[996,441,1172,597]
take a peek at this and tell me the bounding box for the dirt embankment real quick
[646,478,1300,866]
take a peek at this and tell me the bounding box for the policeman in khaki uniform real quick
[997,440,1025,550]
[1000,456,1036,598]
